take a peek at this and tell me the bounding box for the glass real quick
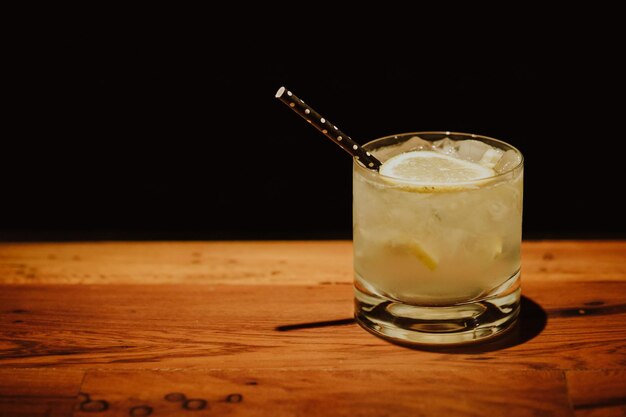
[353,132,523,345]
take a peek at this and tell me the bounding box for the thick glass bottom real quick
[354,271,521,345]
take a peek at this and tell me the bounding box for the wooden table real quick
[0,241,624,417]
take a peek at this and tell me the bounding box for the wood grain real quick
[566,370,626,417]
[0,369,82,417]
[0,240,624,416]
[0,240,624,285]
[0,241,353,285]
[74,369,571,417]
[0,282,625,371]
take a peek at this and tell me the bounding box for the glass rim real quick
[355,131,524,186]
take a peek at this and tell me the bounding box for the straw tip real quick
[275,86,286,98]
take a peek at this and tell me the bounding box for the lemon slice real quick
[380,151,495,187]
[400,241,438,271]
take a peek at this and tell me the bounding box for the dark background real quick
[3,19,625,241]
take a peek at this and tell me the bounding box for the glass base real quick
[354,271,521,345]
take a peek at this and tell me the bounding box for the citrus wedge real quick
[400,240,438,271]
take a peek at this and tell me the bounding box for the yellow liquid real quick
[353,154,523,305]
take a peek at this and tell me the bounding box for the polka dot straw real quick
[275,87,382,170]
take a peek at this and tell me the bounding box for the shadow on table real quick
[275,296,546,353]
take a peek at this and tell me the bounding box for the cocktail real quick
[354,132,523,344]
[275,88,523,345]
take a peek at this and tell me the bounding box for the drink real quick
[353,132,523,344]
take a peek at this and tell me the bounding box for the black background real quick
[3,16,624,241]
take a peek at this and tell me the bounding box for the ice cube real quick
[479,148,504,168]
[495,149,522,172]
[432,137,459,155]
[455,140,494,162]
[488,200,509,221]
[372,136,433,162]
[403,136,433,152]
[371,144,401,162]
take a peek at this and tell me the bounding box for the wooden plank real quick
[74,369,572,417]
[0,282,624,371]
[522,241,626,282]
[567,370,626,417]
[0,369,83,417]
[0,241,352,285]
[0,241,624,285]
